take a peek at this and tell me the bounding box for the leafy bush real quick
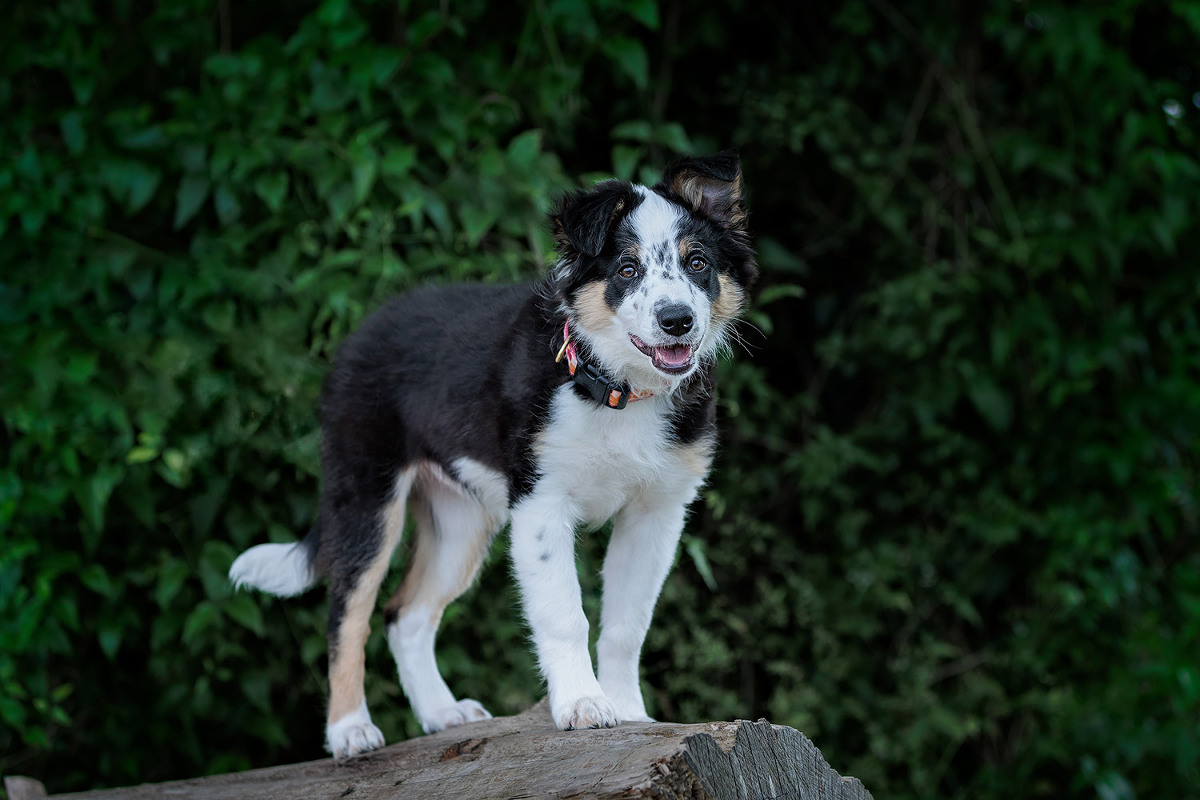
[2,1,1197,798]
[0,0,661,786]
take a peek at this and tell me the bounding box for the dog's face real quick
[551,152,758,388]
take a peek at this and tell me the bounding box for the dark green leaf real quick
[174,175,210,229]
[254,172,289,213]
[213,183,242,225]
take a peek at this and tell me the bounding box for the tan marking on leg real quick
[385,486,496,622]
[383,494,433,622]
[573,281,614,332]
[327,470,413,724]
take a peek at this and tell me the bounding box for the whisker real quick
[710,315,763,358]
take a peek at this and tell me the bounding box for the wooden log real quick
[28,702,872,800]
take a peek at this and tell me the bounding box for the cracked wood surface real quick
[15,702,872,800]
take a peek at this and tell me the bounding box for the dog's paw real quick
[607,693,655,723]
[420,698,493,734]
[326,712,385,759]
[616,708,655,724]
[553,695,619,731]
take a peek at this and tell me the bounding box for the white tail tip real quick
[229,542,316,597]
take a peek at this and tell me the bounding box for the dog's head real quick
[549,151,758,389]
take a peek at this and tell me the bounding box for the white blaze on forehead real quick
[629,186,684,257]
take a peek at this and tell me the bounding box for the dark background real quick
[2,1,1198,797]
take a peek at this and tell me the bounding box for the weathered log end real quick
[682,719,872,800]
[23,702,872,800]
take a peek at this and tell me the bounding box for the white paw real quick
[617,708,655,724]
[607,691,654,723]
[326,706,385,758]
[553,695,619,731]
[420,698,493,734]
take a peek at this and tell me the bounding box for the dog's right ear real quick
[550,180,638,259]
[658,150,746,231]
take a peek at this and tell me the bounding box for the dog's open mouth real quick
[630,335,695,374]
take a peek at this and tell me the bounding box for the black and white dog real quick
[230,151,757,758]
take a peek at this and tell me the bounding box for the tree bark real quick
[19,702,872,800]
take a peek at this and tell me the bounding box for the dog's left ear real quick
[658,150,746,231]
[551,180,638,259]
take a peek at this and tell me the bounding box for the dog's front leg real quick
[510,498,617,730]
[597,494,691,723]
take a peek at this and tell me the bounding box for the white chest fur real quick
[533,384,700,526]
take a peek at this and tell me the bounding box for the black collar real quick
[555,321,652,410]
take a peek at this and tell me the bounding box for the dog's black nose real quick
[657,304,694,337]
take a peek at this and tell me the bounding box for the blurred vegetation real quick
[1,0,1198,798]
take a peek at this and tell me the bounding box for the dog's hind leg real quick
[324,466,416,758]
[383,464,502,734]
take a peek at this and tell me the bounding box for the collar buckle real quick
[577,362,631,409]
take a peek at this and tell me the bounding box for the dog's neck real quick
[555,320,657,410]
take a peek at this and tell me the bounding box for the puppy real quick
[230,151,757,758]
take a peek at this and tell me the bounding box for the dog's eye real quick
[619,262,639,279]
[688,256,708,273]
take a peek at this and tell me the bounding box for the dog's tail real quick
[229,526,320,597]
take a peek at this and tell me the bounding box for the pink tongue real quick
[655,345,692,367]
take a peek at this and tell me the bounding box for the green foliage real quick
[0,0,672,788]
[1,1,1197,799]
[657,3,1200,798]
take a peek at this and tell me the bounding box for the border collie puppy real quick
[230,151,758,758]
